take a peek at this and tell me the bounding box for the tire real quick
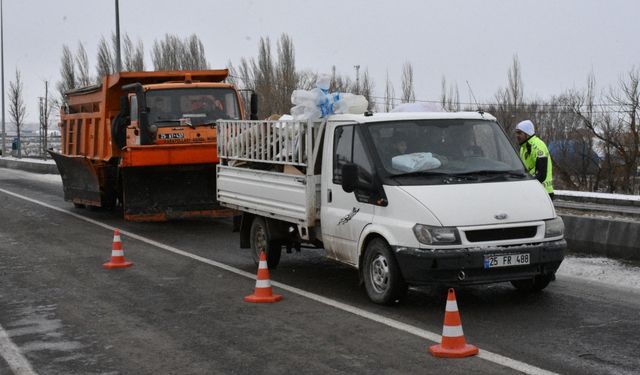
[363,238,407,305]
[249,216,282,269]
[511,273,553,293]
[73,203,86,209]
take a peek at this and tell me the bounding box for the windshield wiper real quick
[391,170,450,178]
[152,119,195,129]
[455,170,528,180]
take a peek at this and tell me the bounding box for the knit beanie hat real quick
[516,120,535,136]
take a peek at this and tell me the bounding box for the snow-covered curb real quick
[558,255,640,292]
[556,189,640,202]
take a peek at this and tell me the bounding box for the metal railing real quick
[217,120,324,168]
[1,135,61,159]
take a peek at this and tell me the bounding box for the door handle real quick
[327,188,332,203]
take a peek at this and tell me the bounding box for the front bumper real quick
[394,239,566,286]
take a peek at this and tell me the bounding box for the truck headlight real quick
[413,224,460,245]
[544,217,564,238]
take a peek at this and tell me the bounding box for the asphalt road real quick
[1,168,639,375]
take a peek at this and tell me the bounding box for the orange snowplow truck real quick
[50,69,257,221]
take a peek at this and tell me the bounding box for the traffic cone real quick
[429,288,478,358]
[103,229,133,269]
[244,250,282,303]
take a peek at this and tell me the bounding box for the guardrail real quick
[1,135,61,159]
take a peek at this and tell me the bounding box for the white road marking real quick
[0,187,559,375]
[0,326,37,375]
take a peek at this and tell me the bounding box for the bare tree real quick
[228,57,255,90]
[297,70,317,90]
[251,37,275,118]
[401,62,415,103]
[9,70,27,158]
[572,69,640,193]
[441,76,460,111]
[57,44,76,103]
[151,34,184,71]
[360,69,375,111]
[228,57,261,117]
[384,70,395,112]
[490,55,525,134]
[329,65,352,93]
[274,34,298,114]
[151,34,208,71]
[507,54,523,113]
[123,34,145,71]
[75,42,92,87]
[96,35,114,79]
[183,34,208,70]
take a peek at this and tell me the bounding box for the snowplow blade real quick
[48,151,104,206]
[121,164,234,221]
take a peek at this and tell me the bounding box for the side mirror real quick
[341,163,359,193]
[250,92,259,120]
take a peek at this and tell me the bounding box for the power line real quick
[227,74,639,114]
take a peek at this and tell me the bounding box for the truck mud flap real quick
[48,151,103,206]
[121,164,233,221]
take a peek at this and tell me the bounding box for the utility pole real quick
[38,96,43,157]
[39,81,49,159]
[1,0,5,156]
[115,0,122,73]
[354,65,360,95]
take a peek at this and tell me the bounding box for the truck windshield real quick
[366,119,526,183]
[146,88,240,126]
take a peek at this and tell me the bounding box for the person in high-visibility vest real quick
[515,120,554,199]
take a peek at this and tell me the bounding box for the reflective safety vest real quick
[519,135,553,194]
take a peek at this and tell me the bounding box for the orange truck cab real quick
[50,69,256,221]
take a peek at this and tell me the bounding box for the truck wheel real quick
[249,217,281,269]
[363,238,407,305]
[511,274,553,293]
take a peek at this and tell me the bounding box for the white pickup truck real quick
[216,111,566,304]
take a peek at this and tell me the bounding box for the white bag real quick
[391,152,442,172]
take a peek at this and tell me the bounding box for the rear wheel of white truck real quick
[363,238,407,305]
[249,216,282,269]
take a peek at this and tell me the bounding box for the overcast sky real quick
[3,0,639,124]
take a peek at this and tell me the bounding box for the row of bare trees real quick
[57,33,208,104]
[51,34,638,194]
[480,56,639,194]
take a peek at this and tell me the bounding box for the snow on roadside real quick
[558,255,640,292]
[0,156,56,165]
[555,189,640,202]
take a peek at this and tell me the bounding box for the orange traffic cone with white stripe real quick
[103,229,133,269]
[429,288,478,358]
[244,250,282,303]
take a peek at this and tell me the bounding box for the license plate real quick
[484,253,530,268]
[159,133,184,140]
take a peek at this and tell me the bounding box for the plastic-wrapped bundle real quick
[333,93,368,114]
[290,74,369,120]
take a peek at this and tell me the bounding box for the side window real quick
[333,126,353,184]
[130,96,138,122]
[353,129,374,185]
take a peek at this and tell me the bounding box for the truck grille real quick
[465,226,537,242]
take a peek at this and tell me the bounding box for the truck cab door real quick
[321,125,375,266]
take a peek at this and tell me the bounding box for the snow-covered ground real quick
[2,164,640,293]
[557,255,640,292]
[556,189,640,202]
[0,156,56,165]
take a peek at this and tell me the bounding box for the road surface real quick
[1,168,639,375]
